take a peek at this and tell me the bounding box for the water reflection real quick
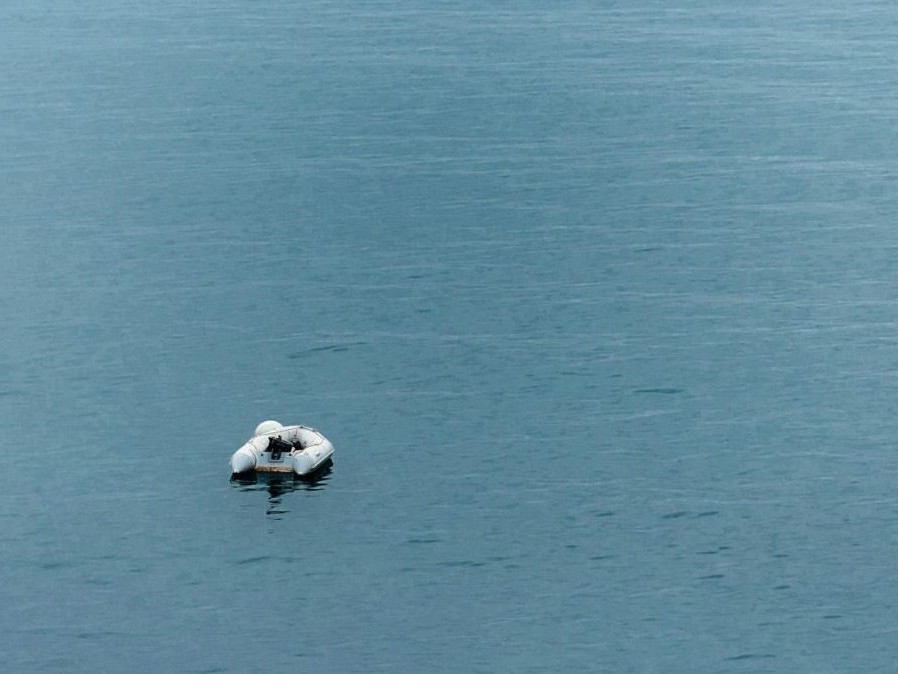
[230,461,333,516]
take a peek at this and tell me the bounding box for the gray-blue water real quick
[3,2,898,671]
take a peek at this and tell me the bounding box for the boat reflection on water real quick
[230,459,333,516]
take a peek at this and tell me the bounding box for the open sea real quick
[4,2,898,671]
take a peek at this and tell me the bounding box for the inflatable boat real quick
[230,420,334,477]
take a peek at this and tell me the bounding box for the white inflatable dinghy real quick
[230,420,334,477]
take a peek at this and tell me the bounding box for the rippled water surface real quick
[4,2,898,671]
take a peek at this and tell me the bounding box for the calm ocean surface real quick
[4,2,898,671]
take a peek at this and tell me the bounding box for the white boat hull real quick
[229,423,334,477]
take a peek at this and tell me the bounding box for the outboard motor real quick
[267,435,293,461]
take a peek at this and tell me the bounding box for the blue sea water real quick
[3,1,898,671]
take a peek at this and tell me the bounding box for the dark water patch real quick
[822,614,842,620]
[437,560,487,569]
[287,342,366,359]
[235,555,272,566]
[405,537,441,545]
[595,511,616,518]
[662,510,689,519]
[725,653,776,661]
[634,387,683,395]
[773,584,790,590]
[696,510,719,518]
[697,573,725,580]
[76,631,123,641]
